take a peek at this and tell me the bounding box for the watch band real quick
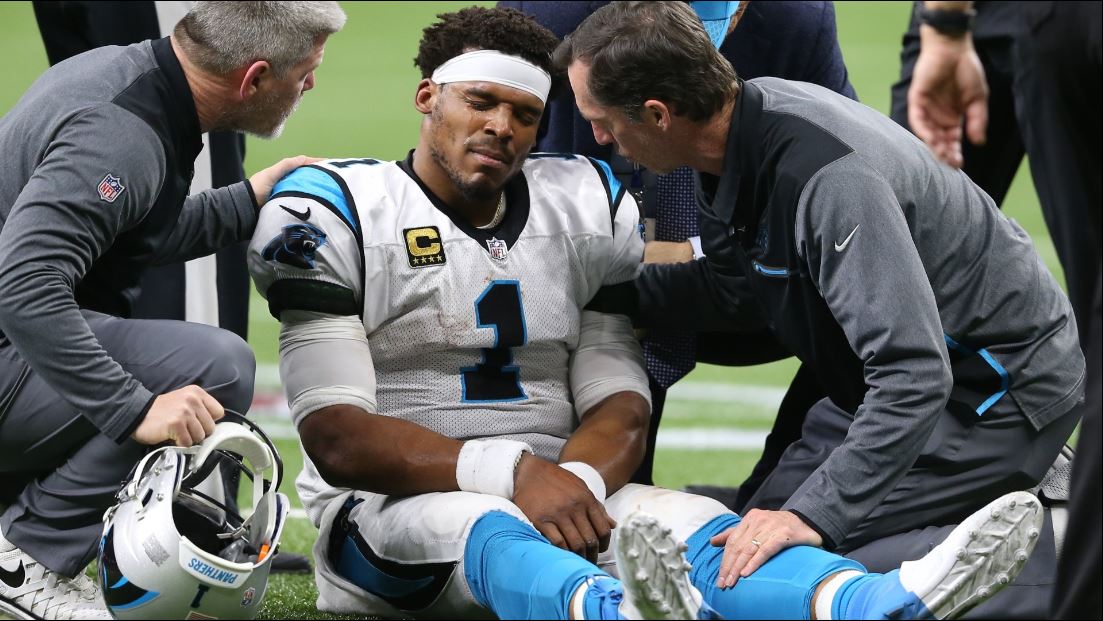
[916,5,976,37]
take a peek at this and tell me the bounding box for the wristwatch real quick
[916,5,976,37]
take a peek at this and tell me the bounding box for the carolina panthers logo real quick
[262,223,328,269]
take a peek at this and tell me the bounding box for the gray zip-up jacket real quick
[636,78,1084,547]
[0,38,257,442]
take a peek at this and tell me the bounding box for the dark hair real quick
[552,1,737,122]
[414,6,561,90]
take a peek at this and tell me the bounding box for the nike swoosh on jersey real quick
[281,204,312,221]
[0,560,25,589]
[834,224,860,252]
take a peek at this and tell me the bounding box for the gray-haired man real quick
[0,3,345,618]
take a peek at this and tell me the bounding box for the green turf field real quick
[0,2,1066,618]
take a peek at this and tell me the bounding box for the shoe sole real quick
[615,512,698,620]
[919,491,1044,620]
[0,598,37,620]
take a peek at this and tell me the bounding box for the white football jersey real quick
[248,153,643,518]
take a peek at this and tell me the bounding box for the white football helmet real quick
[98,415,289,620]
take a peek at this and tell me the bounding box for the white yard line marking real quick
[656,428,769,450]
[665,381,786,408]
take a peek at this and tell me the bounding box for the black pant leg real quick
[1014,18,1101,612]
[0,312,255,575]
[744,396,1077,551]
[32,1,159,65]
[1012,1,1102,356]
[1054,264,1102,619]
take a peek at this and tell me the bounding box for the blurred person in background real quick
[903,2,1100,617]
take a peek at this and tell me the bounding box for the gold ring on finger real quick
[750,538,762,547]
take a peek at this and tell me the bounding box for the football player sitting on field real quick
[247,7,1042,620]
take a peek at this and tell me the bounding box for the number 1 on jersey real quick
[461,281,528,402]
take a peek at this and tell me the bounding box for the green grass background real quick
[0,2,1064,618]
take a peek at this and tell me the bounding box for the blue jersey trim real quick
[586,157,627,229]
[975,348,1010,414]
[752,261,792,277]
[588,157,623,201]
[337,532,434,598]
[271,167,357,232]
[943,334,1010,415]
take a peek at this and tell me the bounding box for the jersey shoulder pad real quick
[249,165,367,320]
[270,163,364,235]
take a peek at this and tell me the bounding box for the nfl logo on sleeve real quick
[97,173,126,203]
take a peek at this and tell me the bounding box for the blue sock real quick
[685,514,867,619]
[463,511,614,619]
[832,570,931,620]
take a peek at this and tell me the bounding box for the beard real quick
[426,103,502,202]
[428,140,499,202]
[223,87,301,139]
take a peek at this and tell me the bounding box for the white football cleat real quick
[614,511,719,620]
[898,490,1044,619]
[0,529,112,620]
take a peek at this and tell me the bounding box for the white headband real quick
[431,49,552,103]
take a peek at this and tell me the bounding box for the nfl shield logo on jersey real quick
[97,173,126,203]
[487,237,508,261]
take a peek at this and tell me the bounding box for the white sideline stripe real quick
[666,381,786,408]
[256,364,283,388]
[657,428,769,449]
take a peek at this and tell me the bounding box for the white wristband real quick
[559,461,607,503]
[456,439,532,499]
[688,236,705,260]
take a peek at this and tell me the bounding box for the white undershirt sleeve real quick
[569,310,651,419]
[278,310,377,426]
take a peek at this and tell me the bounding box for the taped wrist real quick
[456,439,533,499]
[559,461,607,503]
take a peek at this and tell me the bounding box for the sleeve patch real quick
[260,222,328,269]
[271,167,358,233]
[265,279,359,320]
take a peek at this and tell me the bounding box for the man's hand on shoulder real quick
[511,453,616,563]
[132,385,225,447]
[249,155,324,205]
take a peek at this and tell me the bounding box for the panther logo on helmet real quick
[98,415,289,620]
